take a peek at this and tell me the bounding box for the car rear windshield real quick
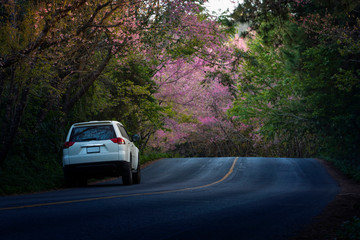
[70,125,116,142]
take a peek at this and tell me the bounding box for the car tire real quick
[132,160,141,184]
[122,161,133,185]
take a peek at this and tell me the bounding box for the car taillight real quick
[111,137,126,144]
[63,141,75,148]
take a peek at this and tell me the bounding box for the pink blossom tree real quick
[148,33,252,156]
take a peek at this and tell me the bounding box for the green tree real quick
[230,34,316,157]
[231,0,360,160]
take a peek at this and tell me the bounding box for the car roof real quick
[72,121,123,127]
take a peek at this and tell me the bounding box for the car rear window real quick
[70,125,116,142]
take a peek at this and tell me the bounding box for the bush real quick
[140,152,180,165]
[337,216,360,240]
[327,158,360,183]
[0,153,63,196]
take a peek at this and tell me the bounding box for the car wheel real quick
[132,161,141,184]
[122,161,133,185]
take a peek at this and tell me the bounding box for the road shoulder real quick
[290,158,360,240]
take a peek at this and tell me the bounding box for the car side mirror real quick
[131,134,140,142]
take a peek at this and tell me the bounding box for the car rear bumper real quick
[64,160,130,178]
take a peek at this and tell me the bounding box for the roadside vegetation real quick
[337,216,360,240]
[140,152,180,165]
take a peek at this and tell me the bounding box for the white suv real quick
[63,121,141,186]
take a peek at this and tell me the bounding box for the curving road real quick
[0,157,338,240]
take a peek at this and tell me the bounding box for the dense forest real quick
[0,0,359,194]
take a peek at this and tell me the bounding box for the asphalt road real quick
[0,157,338,240]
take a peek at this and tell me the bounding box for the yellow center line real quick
[0,157,238,211]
